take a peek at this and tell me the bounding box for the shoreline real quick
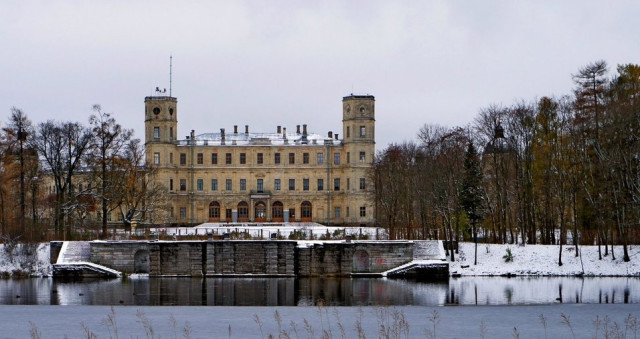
[1,242,640,278]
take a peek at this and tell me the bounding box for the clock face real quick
[153,107,161,115]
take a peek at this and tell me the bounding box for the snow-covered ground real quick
[450,242,640,276]
[0,243,51,277]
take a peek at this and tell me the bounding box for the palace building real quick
[144,94,376,226]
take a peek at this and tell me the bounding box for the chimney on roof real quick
[296,125,300,134]
[283,127,287,141]
[190,130,195,144]
[234,125,238,134]
[277,125,281,134]
[220,128,226,144]
[245,125,249,134]
[301,124,308,144]
[328,131,333,138]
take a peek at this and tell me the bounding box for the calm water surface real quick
[1,276,639,306]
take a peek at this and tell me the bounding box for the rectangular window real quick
[334,152,340,165]
[226,209,232,220]
[347,178,350,190]
[169,153,173,164]
[211,153,218,164]
[334,178,340,191]
[225,153,232,165]
[289,152,295,164]
[303,178,309,191]
[169,127,173,141]
[153,152,160,164]
[317,179,324,191]
[240,179,246,191]
[257,179,264,192]
[289,179,295,191]
[180,153,186,165]
[317,152,324,165]
[334,207,341,218]
[240,153,246,164]
[257,153,263,164]
[179,207,186,219]
[303,152,309,164]
[197,179,203,191]
[274,179,281,191]
[169,178,174,191]
[360,126,366,137]
[347,152,350,164]
[274,152,281,164]
[197,153,203,165]
[360,206,366,217]
[347,126,350,138]
[359,151,365,162]
[346,206,350,217]
[360,178,366,190]
[289,208,295,219]
[180,179,186,191]
[170,207,174,218]
[226,179,232,191]
[153,126,160,140]
[211,179,218,191]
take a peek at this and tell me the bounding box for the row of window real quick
[169,177,367,192]
[153,151,368,166]
[174,202,366,220]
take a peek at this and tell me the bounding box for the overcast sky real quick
[1,1,638,149]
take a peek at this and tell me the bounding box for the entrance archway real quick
[301,201,312,222]
[353,250,370,272]
[134,250,150,273]
[208,201,220,222]
[237,201,249,222]
[255,201,266,222]
[272,201,284,222]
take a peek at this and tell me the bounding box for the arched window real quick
[208,201,220,221]
[255,201,266,222]
[301,201,312,222]
[272,201,284,222]
[238,201,249,221]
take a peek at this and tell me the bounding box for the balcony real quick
[250,190,272,199]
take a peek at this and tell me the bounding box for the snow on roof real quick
[176,131,341,147]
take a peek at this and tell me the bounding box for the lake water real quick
[1,277,640,338]
[1,276,639,306]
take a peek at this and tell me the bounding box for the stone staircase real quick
[57,241,91,263]
[381,240,449,279]
[54,241,121,278]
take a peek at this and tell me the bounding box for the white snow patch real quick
[449,242,640,276]
[0,243,51,277]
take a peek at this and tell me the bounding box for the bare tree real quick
[114,139,169,230]
[34,121,92,238]
[87,105,133,238]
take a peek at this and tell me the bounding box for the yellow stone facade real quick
[144,94,376,226]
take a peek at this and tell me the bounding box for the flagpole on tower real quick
[169,55,173,97]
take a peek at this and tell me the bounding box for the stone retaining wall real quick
[88,240,424,277]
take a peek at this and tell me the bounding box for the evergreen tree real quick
[461,141,485,265]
